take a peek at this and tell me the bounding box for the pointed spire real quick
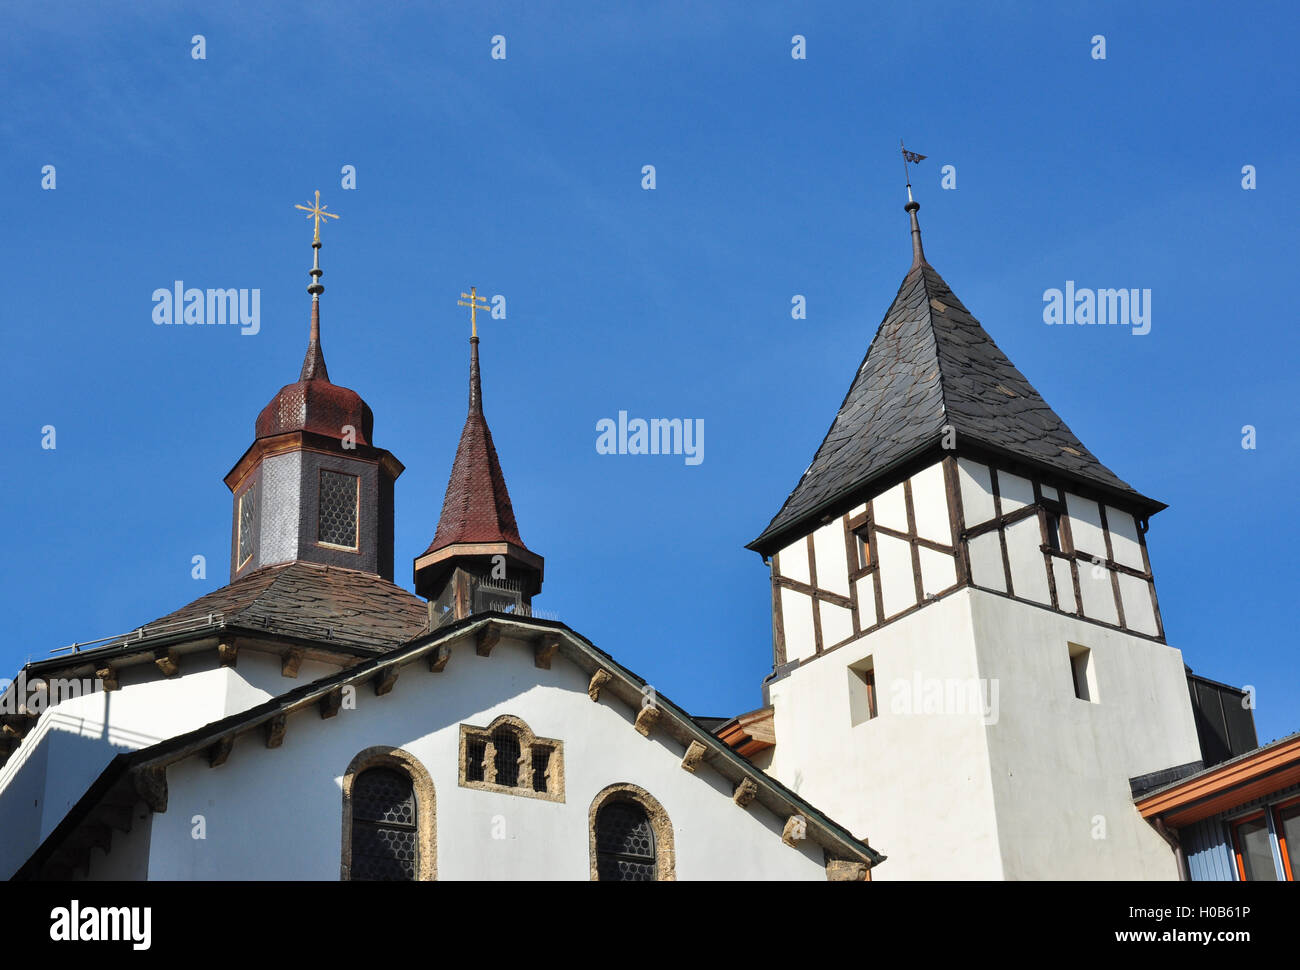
[749,224,1161,556]
[428,333,525,552]
[414,319,544,601]
[299,289,330,382]
[293,190,340,382]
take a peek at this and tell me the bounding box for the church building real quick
[0,186,1263,881]
[0,196,877,881]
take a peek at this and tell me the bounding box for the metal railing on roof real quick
[47,613,227,657]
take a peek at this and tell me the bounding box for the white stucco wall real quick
[766,592,1003,879]
[0,645,345,878]
[966,590,1199,879]
[764,587,1199,880]
[138,635,829,881]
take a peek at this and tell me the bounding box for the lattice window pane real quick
[531,747,551,793]
[238,490,256,565]
[493,727,521,787]
[319,469,358,548]
[465,737,486,783]
[595,800,656,881]
[351,767,416,881]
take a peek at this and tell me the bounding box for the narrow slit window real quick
[237,489,256,567]
[855,528,872,570]
[531,746,552,793]
[1045,510,1062,552]
[1069,644,1097,702]
[849,659,878,725]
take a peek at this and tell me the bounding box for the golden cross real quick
[294,190,340,244]
[458,286,491,339]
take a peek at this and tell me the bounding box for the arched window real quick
[350,767,417,881]
[341,747,436,880]
[596,799,656,880]
[492,724,522,787]
[589,784,676,881]
[458,716,564,801]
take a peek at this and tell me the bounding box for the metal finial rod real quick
[295,190,339,298]
[900,140,928,204]
[458,286,491,340]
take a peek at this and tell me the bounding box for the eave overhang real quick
[1135,732,1300,828]
[15,613,883,880]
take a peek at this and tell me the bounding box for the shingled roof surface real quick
[751,259,1159,553]
[145,561,428,650]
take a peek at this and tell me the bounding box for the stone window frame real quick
[458,715,565,803]
[340,746,437,881]
[317,467,361,552]
[588,783,676,881]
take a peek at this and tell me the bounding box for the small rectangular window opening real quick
[1069,644,1096,702]
[1045,510,1062,552]
[849,658,878,725]
[855,528,871,570]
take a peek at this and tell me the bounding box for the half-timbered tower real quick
[743,197,1204,879]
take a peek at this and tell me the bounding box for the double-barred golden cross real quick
[458,286,491,339]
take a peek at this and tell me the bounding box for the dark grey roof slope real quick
[145,561,428,650]
[751,253,1162,554]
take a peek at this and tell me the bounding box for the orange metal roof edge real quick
[1137,734,1300,821]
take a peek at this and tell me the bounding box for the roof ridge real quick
[916,264,954,437]
[757,265,926,533]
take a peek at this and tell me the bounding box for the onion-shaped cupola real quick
[223,192,403,582]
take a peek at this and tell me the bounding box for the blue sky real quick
[3,1,1297,743]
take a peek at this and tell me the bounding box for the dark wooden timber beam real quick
[476,624,501,657]
[208,734,234,768]
[428,644,451,673]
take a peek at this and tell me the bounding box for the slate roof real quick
[421,336,533,557]
[750,236,1162,554]
[145,561,429,650]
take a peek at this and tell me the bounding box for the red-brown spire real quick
[300,297,329,381]
[414,335,543,600]
[425,336,526,551]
